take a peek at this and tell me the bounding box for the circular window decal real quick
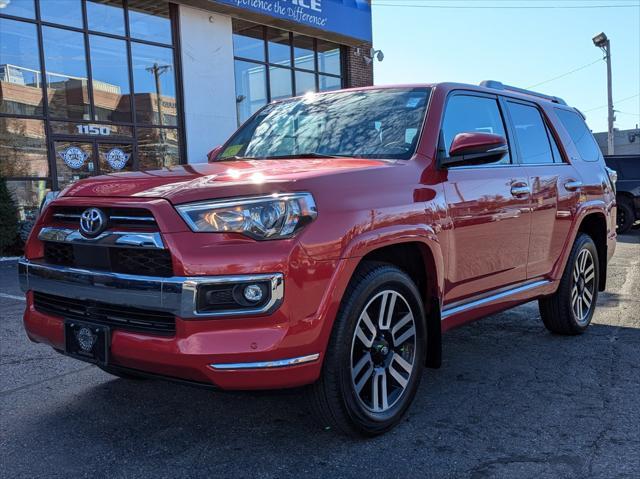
[58,146,89,169]
[105,148,130,170]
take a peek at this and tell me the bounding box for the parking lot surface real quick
[1,229,639,478]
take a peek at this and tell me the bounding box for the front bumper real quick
[19,259,330,389]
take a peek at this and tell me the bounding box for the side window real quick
[442,95,511,165]
[506,101,554,164]
[546,124,565,163]
[555,109,603,162]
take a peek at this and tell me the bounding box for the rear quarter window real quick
[555,109,603,162]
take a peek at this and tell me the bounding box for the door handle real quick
[510,184,530,197]
[564,180,583,191]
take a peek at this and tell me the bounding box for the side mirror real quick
[207,146,223,163]
[441,132,508,167]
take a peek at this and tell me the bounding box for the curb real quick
[0,257,21,263]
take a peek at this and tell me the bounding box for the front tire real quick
[539,233,599,335]
[616,196,634,234]
[307,263,426,436]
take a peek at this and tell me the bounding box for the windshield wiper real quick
[257,153,352,160]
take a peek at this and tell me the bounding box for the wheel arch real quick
[576,212,608,291]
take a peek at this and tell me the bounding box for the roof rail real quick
[479,80,567,105]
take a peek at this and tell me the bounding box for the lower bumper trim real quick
[210,353,320,370]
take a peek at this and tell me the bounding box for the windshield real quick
[218,87,431,161]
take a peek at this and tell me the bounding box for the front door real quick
[440,92,532,304]
[53,137,134,190]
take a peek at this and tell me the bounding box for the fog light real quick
[243,284,264,303]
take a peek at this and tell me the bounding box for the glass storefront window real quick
[0,118,48,177]
[267,29,291,66]
[98,143,134,173]
[54,141,95,189]
[269,67,292,101]
[317,40,341,76]
[40,0,83,28]
[295,70,316,96]
[89,35,131,122]
[234,61,267,123]
[137,127,180,170]
[131,42,177,126]
[42,26,90,119]
[50,120,133,138]
[233,21,265,62]
[128,1,171,44]
[232,21,344,124]
[87,0,126,36]
[0,18,43,116]
[6,179,50,222]
[293,34,315,70]
[0,0,35,19]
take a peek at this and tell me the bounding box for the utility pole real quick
[146,63,171,165]
[592,32,614,155]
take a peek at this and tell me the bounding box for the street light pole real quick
[593,32,614,155]
[146,63,171,165]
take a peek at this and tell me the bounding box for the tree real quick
[0,176,18,255]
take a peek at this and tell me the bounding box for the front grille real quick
[43,242,173,277]
[51,206,157,230]
[34,291,176,335]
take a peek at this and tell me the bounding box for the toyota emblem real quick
[79,208,107,237]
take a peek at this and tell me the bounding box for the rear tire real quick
[539,233,599,335]
[307,263,426,437]
[616,196,634,234]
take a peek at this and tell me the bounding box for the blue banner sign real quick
[214,0,372,42]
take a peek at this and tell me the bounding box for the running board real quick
[441,280,552,320]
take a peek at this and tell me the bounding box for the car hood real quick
[61,158,392,204]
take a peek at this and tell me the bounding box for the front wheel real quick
[307,263,426,436]
[539,233,599,335]
[616,197,634,234]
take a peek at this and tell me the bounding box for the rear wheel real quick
[307,263,426,436]
[539,233,599,335]
[616,196,634,234]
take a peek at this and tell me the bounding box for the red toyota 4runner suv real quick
[19,82,617,436]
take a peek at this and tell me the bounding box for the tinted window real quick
[89,35,131,122]
[40,0,83,28]
[0,0,35,19]
[128,2,172,44]
[86,0,126,36]
[507,102,554,164]
[442,95,510,165]
[555,109,602,162]
[546,124,564,163]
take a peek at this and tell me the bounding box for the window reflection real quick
[267,29,290,66]
[137,127,180,170]
[293,34,315,70]
[131,42,176,126]
[54,141,95,189]
[7,179,50,221]
[40,0,83,28]
[319,74,341,92]
[235,60,267,124]
[98,143,134,173]
[128,0,172,44]
[317,40,341,76]
[0,118,48,177]
[87,0,126,36]
[0,0,35,19]
[295,70,315,96]
[42,26,90,119]
[269,67,292,101]
[233,21,265,62]
[0,18,43,116]
[90,35,131,122]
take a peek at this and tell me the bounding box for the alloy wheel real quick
[571,248,596,325]
[350,290,417,413]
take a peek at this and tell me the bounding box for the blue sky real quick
[371,0,640,133]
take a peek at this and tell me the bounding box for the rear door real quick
[503,99,582,279]
[441,92,532,303]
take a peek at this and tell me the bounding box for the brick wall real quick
[344,44,374,88]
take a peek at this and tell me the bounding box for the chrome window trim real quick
[18,259,284,319]
[441,279,551,320]
[210,353,320,370]
[38,227,165,249]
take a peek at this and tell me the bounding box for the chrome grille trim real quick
[38,227,165,249]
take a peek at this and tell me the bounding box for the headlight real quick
[176,192,317,240]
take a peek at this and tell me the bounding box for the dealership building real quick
[0,0,373,221]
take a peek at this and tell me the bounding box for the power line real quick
[583,94,640,113]
[616,110,640,117]
[372,2,640,9]
[526,58,602,89]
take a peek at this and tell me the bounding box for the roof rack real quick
[479,80,567,105]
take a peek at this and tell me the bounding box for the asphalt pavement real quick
[1,229,639,478]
